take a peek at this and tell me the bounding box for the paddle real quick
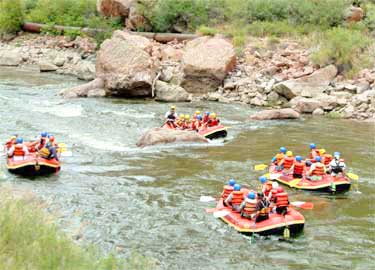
[283,215,290,239]
[57,143,72,157]
[213,210,230,218]
[347,172,360,193]
[289,178,301,188]
[254,164,268,171]
[290,201,314,210]
[205,207,227,213]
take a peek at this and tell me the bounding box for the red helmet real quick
[49,136,55,142]
[277,187,284,193]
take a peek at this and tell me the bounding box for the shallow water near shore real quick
[0,67,374,270]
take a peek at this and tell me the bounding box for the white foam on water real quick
[33,103,83,117]
[101,109,155,119]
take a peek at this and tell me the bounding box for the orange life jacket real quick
[203,115,209,123]
[269,188,278,202]
[312,163,325,176]
[323,154,332,166]
[241,198,257,216]
[231,190,244,206]
[6,140,14,150]
[13,144,25,156]
[275,192,289,207]
[309,149,320,159]
[293,161,304,175]
[222,185,234,200]
[283,157,294,170]
[276,153,284,166]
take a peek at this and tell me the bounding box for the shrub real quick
[0,191,156,270]
[197,25,217,36]
[0,0,24,34]
[311,27,373,75]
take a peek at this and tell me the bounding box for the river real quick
[0,67,374,270]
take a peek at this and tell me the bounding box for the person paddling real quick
[221,179,236,200]
[255,192,270,223]
[165,105,178,128]
[240,192,257,219]
[224,184,245,213]
[293,156,304,178]
[8,137,29,161]
[329,152,346,177]
[274,187,289,215]
[308,156,326,181]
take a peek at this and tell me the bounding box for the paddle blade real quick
[289,179,301,188]
[213,210,230,218]
[255,164,268,171]
[263,173,270,179]
[200,196,216,203]
[57,143,67,153]
[270,173,282,180]
[205,207,226,213]
[347,172,359,181]
[290,201,314,210]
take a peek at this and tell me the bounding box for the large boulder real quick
[181,36,236,94]
[76,61,96,81]
[96,30,157,97]
[289,97,321,113]
[345,6,364,22]
[0,50,21,66]
[154,80,191,102]
[97,0,133,17]
[59,78,106,98]
[39,61,58,72]
[273,65,338,100]
[137,128,208,147]
[250,108,300,120]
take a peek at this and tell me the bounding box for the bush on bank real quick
[0,191,156,270]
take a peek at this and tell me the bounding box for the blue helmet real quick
[310,143,316,149]
[296,155,302,162]
[315,156,321,162]
[271,157,277,162]
[16,137,23,144]
[233,184,241,191]
[205,111,210,115]
[280,147,286,153]
[334,152,340,158]
[41,131,47,138]
[248,192,256,199]
[228,179,236,186]
[197,115,202,120]
[259,176,267,184]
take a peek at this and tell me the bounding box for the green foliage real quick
[0,0,24,34]
[0,192,156,270]
[363,2,375,31]
[311,27,373,75]
[26,0,97,27]
[86,16,122,46]
[197,25,217,36]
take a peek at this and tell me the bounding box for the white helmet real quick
[272,182,279,189]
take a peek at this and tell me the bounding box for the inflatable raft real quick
[216,198,305,236]
[269,165,351,193]
[162,123,228,139]
[6,153,60,176]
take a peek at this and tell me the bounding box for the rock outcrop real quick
[96,30,157,97]
[181,36,236,93]
[59,78,106,98]
[250,108,300,120]
[154,80,191,102]
[137,128,208,147]
[97,0,133,17]
[273,65,338,100]
[345,6,364,22]
[0,50,21,66]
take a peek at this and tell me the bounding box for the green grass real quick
[0,0,24,35]
[0,190,156,270]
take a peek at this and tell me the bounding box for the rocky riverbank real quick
[1,31,374,121]
[0,33,96,81]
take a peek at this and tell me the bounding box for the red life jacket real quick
[222,185,234,200]
[231,190,244,206]
[275,192,289,207]
[241,198,257,216]
[293,161,304,175]
[323,154,332,166]
[312,163,325,176]
[6,140,14,150]
[263,182,272,197]
[208,119,219,127]
[13,144,25,156]
[203,115,209,123]
[283,157,294,170]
